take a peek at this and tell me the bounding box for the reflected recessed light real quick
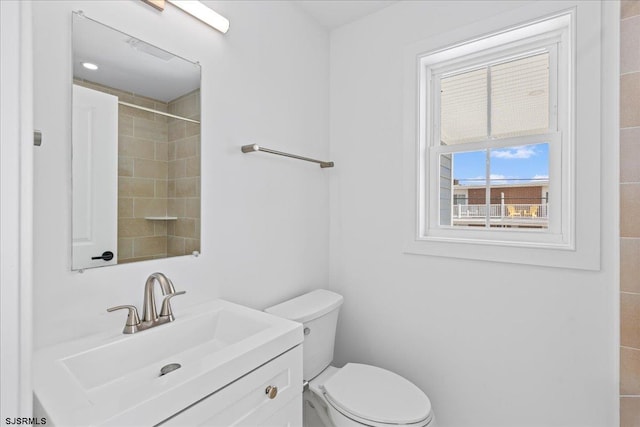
[82,62,98,71]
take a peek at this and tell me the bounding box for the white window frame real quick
[403,1,604,270]
[423,22,569,247]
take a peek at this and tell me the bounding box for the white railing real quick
[453,203,549,219]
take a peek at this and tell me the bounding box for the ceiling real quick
[73,13,200,103]
[294,0,399,29]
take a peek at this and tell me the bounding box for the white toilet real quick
[265,289,436,427]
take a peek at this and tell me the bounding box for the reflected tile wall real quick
[167,89,201,256]
[74,79,169,263]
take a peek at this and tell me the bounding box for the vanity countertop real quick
[33,299,302,426]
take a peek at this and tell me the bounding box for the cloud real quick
[467,174,508,181]
[457,173,548,186]
[459,174,512,185]
[532,174,548,180]
[490,145,537,159]
[490,174,510,184]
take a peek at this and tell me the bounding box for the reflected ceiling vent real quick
[126,38,174,61]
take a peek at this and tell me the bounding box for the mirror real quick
[71,12,201,270]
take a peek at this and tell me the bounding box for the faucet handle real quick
[107,305,141,334]
[159,291,186,320]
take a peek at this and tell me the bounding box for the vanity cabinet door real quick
[257,396,302,427]
[159,345,302,426]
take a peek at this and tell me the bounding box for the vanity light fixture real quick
[81,62,98,70]
[141,0,229,34]
[167,1,229,34]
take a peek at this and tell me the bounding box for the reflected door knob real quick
[92,251,114,261]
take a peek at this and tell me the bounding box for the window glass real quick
[442,143,549,229]
[441,150,485,227]
[453,195,467,205]
[440,53,550,146]
[491,53,550,138]
[440,68,487,145]
[489,143,549,229]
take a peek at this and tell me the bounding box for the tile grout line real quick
[621,70,640,77]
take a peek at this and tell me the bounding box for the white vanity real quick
[33,300,303,426]
[34,9,304,426]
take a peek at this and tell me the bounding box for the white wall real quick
[329,1,618,426]
[30,1,619,424]
[1,0,33,418]
[32,0,329,349]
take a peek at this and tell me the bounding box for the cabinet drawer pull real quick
[265,385,278,399]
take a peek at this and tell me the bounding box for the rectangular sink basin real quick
[63,308,270,391]
[33,299,302,426]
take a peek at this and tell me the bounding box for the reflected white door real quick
[72,84,118,269]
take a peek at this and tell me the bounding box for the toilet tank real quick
[265,289,343,381]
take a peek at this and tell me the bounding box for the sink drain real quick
[159,363,181,377]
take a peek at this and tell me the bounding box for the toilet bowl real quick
[265,290,436,427]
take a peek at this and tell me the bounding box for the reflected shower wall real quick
[74,79,200,263]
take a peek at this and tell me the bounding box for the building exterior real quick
[450,180,549,228]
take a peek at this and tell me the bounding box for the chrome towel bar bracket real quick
[241,144,334,168]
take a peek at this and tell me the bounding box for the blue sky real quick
[451,143,549,185]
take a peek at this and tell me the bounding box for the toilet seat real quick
[324,394,434,427]
[321,363,433,426]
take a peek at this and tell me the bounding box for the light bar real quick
[167,1,229,34]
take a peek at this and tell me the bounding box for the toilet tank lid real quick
[265,289,343,323]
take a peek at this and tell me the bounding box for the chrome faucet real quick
[107,272,185,334]
[143,272,176,322]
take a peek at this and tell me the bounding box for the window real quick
[401,2,613,269]
[453,194,467,205]
[418,12,572,248]
[437,53,553,230]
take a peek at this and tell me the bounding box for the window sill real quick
[403,235,598,270]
